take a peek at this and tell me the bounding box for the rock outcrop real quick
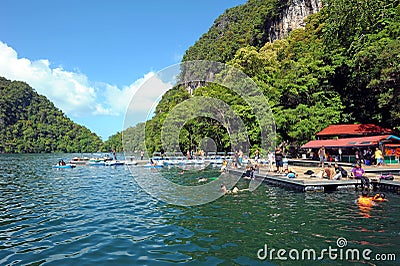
[266,0,322,42]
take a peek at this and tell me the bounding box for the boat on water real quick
[159,156,208,167]
[87,153,114,166]
[123,156,138,165]
[144,157,164,168]
[207,156,224,165]
[143,164,164,169]
[162,157,183,166]
[69,156,90,165]
[88,158,107,166]
[52,164,76,169]
[193,159,205,165]
[104,160,125,166]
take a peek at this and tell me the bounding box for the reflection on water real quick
[0,154,399,265]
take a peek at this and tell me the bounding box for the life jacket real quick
[358,196,374,207]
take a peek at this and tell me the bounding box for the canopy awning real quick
[316,124,393,137]
[301,135,397,149]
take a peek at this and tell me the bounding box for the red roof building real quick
[301,135,396,149]
[316,124,393,140]
[301,124,400,159]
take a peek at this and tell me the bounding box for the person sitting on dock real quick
[241,166,254,179]
[351,163,370,190]
[284,167,298,178]
[333,163,347,180]
[323,163,335,179]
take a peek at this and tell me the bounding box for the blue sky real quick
[0,0,245,140]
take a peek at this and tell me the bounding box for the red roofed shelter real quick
[301,135,397,149]
[316,124,393,140]
[301,124,400,163]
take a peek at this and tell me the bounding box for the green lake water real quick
[0,154,399,265]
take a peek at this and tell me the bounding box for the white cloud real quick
[0,41,99,116]
[0,41,170,120]
[99,72,157,116]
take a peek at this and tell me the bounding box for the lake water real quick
[1,154,399,265]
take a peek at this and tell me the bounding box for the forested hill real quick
[182,0,280,63]
[0,77,103,153]
[138,0,400,155]
[182,0,321,63]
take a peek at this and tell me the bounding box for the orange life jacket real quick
[358,196,374,206]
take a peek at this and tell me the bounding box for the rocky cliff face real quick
[181,0,323,93]
[266,0,322,42]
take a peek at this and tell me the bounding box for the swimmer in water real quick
[197,177,208,183]
[357,190,375,206]
[220,184,248,194]
[372,193,387,202]
[220,184,228,194]
[232,186,239,194]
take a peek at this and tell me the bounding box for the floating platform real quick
[230,165,400,194]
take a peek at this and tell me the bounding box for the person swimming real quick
[197,177,208,183]
[220,184,248,194]
[357,191,388,206]
[220,184,228,194]
[357,190,375,207]
[372,193,387,202]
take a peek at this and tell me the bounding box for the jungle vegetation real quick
[3,0,399,155]
[138,0,400,156]
[0,77,103,153]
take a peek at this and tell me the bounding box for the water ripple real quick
[1,154,399,265]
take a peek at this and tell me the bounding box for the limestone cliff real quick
[183,0,323,64]
[266,0,322,42]
[181,0,323,92]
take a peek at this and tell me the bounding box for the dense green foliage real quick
[121,122,146,153]
[3,1,397,155]
[0,77,103,153]
[103,131,123,153]
[183,0,284,63]
[321,0,400,128]
[131,0,399,157]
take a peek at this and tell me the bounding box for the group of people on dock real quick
[316,161,372,188]
[317,146,386,167]
[316,162,348,180]
[216,147,392,212]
